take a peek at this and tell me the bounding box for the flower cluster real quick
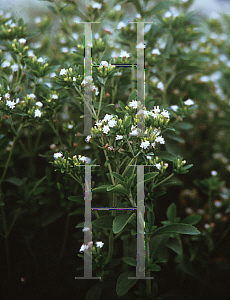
[52,152,91,174]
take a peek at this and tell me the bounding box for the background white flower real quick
[184,99,195,106]
[34,109,42,117]
[54,152,63,159]
[102,125,110,134]
[108,119,117,127]
[128,100,138,109]
[140,140,150,149]
[79,243,89,252]
[116,135,123,140]
[96,241,104,248]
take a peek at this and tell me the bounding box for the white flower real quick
[102,125,110,134]
[72,33,79,40]
[79,243,89,252]
[100,61,109,67]
[161,109,170,118]
[68,124,73,129]
[96,241,104,248]
[28,93,36,99]
[116,135,123,140]
[140,140,150,149]
[73,77,76,82]
[18,38,26,44]
[85,135,92,143]
[164,11,172,18]
[155,136,165,144]
[5,93,11,100]
[103,114,113,122]
[184,99,194,106]
[130,129,139,136]
[81,76,93,86]
[60,68,67,76]
[2,61,10,68]
[128,100,138,109]
[95,120,102,126]
[153,106,160,114]
[92,2,102,9]
[117,21,126,30]
[155,163,161,170]
[35,17,41,24]
[91,85,99,95]
[146,155,152,160]
[157,81,164,91]
[200,76,209,82]
[6,100,16,109]
[114,4,121,11]
[51,94,58,99]
[111,51,119,58]
[37,57,44,63]
[108,119,117,127]
[82,227,90,232]
[50,72,56,78]
[35,101,43,107]
[11,64,18,72]
[119,50,130,58]
[61,47,68,53]
[34,109,42,118]
[151,49,161,55]
[136,13,141,19]
[79,156,91,164]
[16,98,20,104]
[53,152,63,159]
[211,170,218,176]
[136,43,145,49]
[214,200,222,208]
[171,105,178,112]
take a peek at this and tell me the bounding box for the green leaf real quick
[147,264,161,272]
[92,184,111,193]
[128,90,137,103]
[5,177,24,186]
[147,211,155,229]
[166,235,183,255]
[68,195,84,203]
[113,213,135,234]
[152,223,200,236]
[174,122,193,130]
[93,215,115,229]
[182,215,202,225]
[122,257,136,267]
[116,271,138,297]
[107,184,129,196]
[166,202,177,223]
[111,172,124,183]
[75,222,84,228]
[85,282,104,300]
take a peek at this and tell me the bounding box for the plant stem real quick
[27,176,46,198]
[0,205,11,278]
[153,173,174,190]
[146,236,152,298]
[0,123,23,185]
[106,229,114,264]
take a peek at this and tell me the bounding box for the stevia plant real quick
[1,0,230,299]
